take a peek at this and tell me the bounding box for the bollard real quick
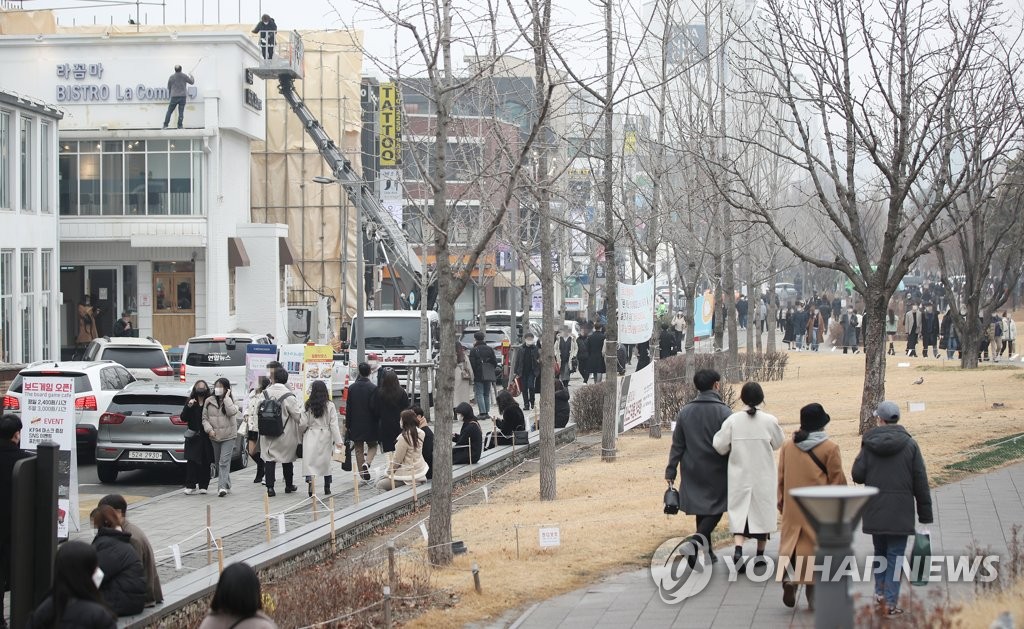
[329,497,337,552]
[472,562,482,594]
[206,505,213,565]
[383,585,392,629]
[387,540,397,593]
[264,494,272,543]
[216,537,224,574]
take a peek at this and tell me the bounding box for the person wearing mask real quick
[411,406,433,480]
[885,309,898,356]
[25,541,116,629]
[89,506,146,618]
[921,303,941,359]
[940,306,960,360]
[112,312,134,338]
[782,304,795,349]
[904,303,921,357]
[468,332,498,418]
[452,402,483,465]
[990,313,1003,362]
[454,341,474,409]
[672,311,687,348]
[242,376,271,484]
[790,304,809,351]
[371,370,410,460]
[713,382,785,570]
[658,323,678,359]
[346,363,378,482]
[300,380,344,497]
[202,378,240,498]
[586,324,607,383]
[1001,310,1016,358]
[806,305,825,352]
[1,415,31,628]
[490,390,526,448]
[75,295,99,359]
[161,65,194,129]
[97,495,162,609]
[198,562,277,629]
[251,14,278,60]
[554,326,578,390]
[827,311,844,351]
[377,410,429,491]
[260,367,303,497]
[576,325,592,384]
[736,295,749,330]
[852,401,933,619]
[665,369,732,565]
[182,381,214,495]
[842,307,859,354]
[777,404,847,610]
[512,332,541,410]
[553,380,571,428]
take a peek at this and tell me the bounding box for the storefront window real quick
[0,250,12,362]
[21,249,34,363]
[58,139,204,216]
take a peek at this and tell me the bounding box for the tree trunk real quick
[858,297,889,434]
[766,267,777,351]
[600,0,618,462]
[959,304,984,369]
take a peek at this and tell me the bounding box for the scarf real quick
[796,431,829,451]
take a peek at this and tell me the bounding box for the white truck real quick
[350,310,439,403]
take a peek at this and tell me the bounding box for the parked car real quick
[2,361,136,451]
[775,282,800,303]
[180,333,272,391]
[94,381,247,484]
[82,336,174,382]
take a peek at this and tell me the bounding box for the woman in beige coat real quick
[377,409,429,491]
[202,378,240,497]
[454,341,474,407]
[777,403,847,610]
[300,380,344,497]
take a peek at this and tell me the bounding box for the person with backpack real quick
[468,332,498,418]
[258,366,303,497]
[346,363,378,482]
[181,381,214,495]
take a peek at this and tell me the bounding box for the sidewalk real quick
[510,461,1024,628]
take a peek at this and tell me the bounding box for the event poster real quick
[21,377,79,539]
[302,345,335,400]
[243,344,279,412]
[617,278,655,344]
[692,290,715,338]
[616,363,656,433]
[279,344,306,396]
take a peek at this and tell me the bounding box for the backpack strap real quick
[279,391,296,430]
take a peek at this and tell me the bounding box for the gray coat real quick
[665,390,732,515]
[259,383,303,463]
[167,71,194,98]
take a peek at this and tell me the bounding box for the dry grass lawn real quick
[404,351,1023,628]
[956,580,1024,628]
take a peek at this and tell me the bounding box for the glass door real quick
[87,268,118,338]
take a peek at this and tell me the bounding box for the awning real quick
[278,237,297,266]
[492,270,539,288]
[227,237,251,268]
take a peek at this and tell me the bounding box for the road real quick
[77,458,186,503]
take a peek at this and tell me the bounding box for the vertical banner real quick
[279,344,306,396]
[617,277,655,344]
[302,345,335,400]
[692,290,715,338]
[616,363,656,433]
[244,344,278,412]
[21,377,79,539]
[378,82,399,167]
[378,167,403,225]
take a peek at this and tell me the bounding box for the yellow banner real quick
[302,345,335,400]
[379,82,399,166]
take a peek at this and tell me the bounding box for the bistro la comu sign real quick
[54,62,198,103]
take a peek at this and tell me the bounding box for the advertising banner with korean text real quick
[615,363,656,433]
[302,345,335,400]
[279,344,306,396]
[243,344,279,412]
[693,290,715,338]
[617,277,655,344]
[21,377,79,539]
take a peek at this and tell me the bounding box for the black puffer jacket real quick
[851,424,933,535]
[27,596,117,628]
[554,388,570,428]
[92,528,146,617]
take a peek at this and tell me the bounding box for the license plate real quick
[128,451,163,460]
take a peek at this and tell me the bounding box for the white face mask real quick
[92,567,105,589]
[214,387,225,397]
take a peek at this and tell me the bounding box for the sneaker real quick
[198,489,208,495]
[360,464,371,481]
[218,489,227,497]
[886,607,904,618]
[183,488,197,495]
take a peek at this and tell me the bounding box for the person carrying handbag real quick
[203,378,241,497]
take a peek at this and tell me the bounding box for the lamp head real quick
[790,486,878,535]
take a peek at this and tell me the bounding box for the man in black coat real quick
[852,401,933,617]
[468,331,498,418]
[587,324,607,382]
[665,370,731,562]
[346,363,379,481]
[658,323,678,359]
[921,303,941,359]
[1,415,32,629]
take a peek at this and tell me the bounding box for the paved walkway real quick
[510,462,1024,628]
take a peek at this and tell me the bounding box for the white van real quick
[180,333,273,392]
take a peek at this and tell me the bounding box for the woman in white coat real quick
[454,341,474,407]
[300,380,344,497]
[713,381,785,569]
[377,409,429,491]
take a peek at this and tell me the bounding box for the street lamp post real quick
[790,485,879,629]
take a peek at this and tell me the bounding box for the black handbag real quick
[664,486,680,515]
[341,440,353,472]
[513,430,530,445]
[295,444,303,459]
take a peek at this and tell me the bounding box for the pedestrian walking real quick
[377,409,429,491]
[181,381,214,495]
[713,382,785,570]
[89,506,146,618]
[300,380,344,497]
[75,295,99,359]
[672,311,686,347]
[851,401,933,619]
[904,304,921,357]
[251,14,278,60]
[1,415,31,628]
[198,563,278,629]
[990,313,1003,362]
[202,378,240,497]
[25,541,116,629]
[454,340,474,408]
[512,331,541,410]
[577,325,592,383]
[242,376,270,484]
[587,323,607,383]
[346,363,378,482]
[372,370,410,458]
[782,305,795,348]
[1001,311,1016,357]
[555,326,578,389]
[940,307,960,360]
[469,331,498,418]
[842,308,859,354]
[161,65,194,129]
[806,305,825,351]
[97,495,162,608]
[885,309,898,356]
[777,404,846,610]
[658,323,678,359]
[790,304,809,351]
[921,303,940,358]
[260,366,303,497]
[664,369,732,564]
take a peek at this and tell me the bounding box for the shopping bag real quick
[909,529,931,586]
[507,376,521,398]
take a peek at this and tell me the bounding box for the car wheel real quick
[97,463,119,484]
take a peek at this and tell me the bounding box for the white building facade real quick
[0,91,62,364]
[0,31,292,352]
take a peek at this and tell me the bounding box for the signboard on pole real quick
[279,344,306,396]
[302,345,335,400]
[21,377,78,538]
[244,344,278,412]
[378,83,400,166]
[693,290,715,338]
[617,278,655,344]
[616,363,656,433]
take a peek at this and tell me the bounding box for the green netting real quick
[946,433,1024,473]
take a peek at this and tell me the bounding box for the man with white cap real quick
[851,400,933,620]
